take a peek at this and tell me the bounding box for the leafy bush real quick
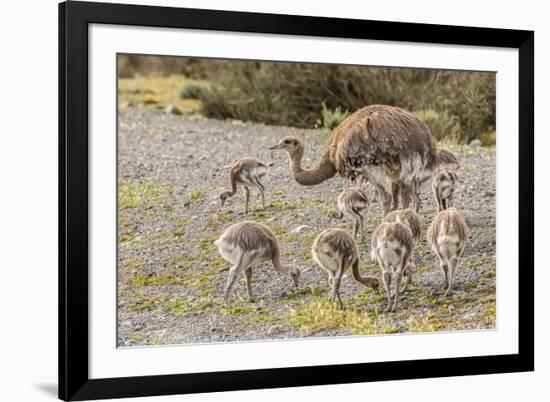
[316,103,349,130]
[414,109,461,142]
[479,130,496,146]
[179,81,206,99]
[197,62,495,143]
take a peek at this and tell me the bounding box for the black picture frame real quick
[59,1,534,400]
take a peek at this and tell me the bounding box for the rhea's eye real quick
[284,140,289,144]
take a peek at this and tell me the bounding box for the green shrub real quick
[316,102,349,130]
[179,81,205,99]
[197,62,495,143]
[414,109,461,142]
[479,130,496,146]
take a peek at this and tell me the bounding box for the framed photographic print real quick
[59,1,534,400]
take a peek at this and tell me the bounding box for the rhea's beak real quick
[269,143,281,150]
[293,276,299,288]
[220,198,226,207]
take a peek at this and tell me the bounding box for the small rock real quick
[199,155,208,161]
[209,327,219,333]
[164,104,182,115]
[469,139,482,148]
[267,325,282,336]
[266,216,276,223]
[290,225,312,234]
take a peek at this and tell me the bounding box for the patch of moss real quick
[283,285,326,300]
[251,315,279,323]
[128,335,142,340]
[187,188,205,203]
[223,305,256,315]
[118,233,136,243]
[118,180,168,209]
[170,216,192,227]
[120,259,142,272]
[129,293,168,311]
[130,271,188,288]
[287,297,399,335]
[271,200,299,211]
[204,213,232,229]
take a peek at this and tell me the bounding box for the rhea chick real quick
[371,221,414,312]
[382,208,422,293]
[432,170,459,212]
[215,221,301,306]
[427,208,469,296]
[312,228,379,309]
[219,157,268,214]
[328,187,371,241]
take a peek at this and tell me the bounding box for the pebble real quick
[290,225,312,234]
[267,325,282,336]
[469,139,482,148]
[164,104,182,115]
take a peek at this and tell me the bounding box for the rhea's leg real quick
[445,256,459,296]
[400,182,413,210]
[392,264,405,312]
[374,183,392,217]
[223,266,239,306]
[359,215,366,243]
[438,255,449,291]
[332,264,345,309]
[223,254,249,306]
[391,182,400,211]
[244,186,250,214]
[378,259,393,312]
[253,176,266,209]
[411,182,422,213]
[401,264,412,293]
[244,268,255,302]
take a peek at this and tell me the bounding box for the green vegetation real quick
[129,271,188,288]
[287,298,400,335]
[119,180,168,209]
[118,75,203,114]
[118,54,495,144]
[196,62,494,144]
[223,305,256,315]
[186,188,205,203]
[204,213,232,229]
[129,294,168,312]
[179,81,208,99]
[316,102,349,130]
[414,109,461,143]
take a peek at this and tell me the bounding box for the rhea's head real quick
[269,136,304,157]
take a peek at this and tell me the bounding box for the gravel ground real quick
[117,107,496,347]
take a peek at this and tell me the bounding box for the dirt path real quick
[117,107,496,347]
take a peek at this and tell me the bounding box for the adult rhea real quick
[270,104,440,216]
